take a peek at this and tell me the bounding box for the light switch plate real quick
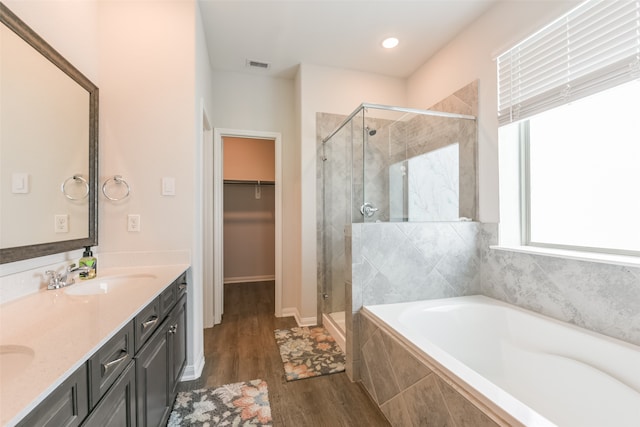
[12,173,29,194]
[162,177,175,196]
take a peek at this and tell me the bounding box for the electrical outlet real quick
[127,214,141,232]
[55,214,68,233]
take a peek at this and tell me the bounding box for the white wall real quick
[193,0,214,380]
[407,0,581,222]
[209,70,299,309]
[297,63,406,321]
[97,1,195,254]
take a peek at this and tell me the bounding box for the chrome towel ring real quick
[102,175,130,201]
[61,174,89,200]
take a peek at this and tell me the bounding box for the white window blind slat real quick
[497,0,640,126]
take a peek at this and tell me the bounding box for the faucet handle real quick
[45,270,61,289]
[66,263,77,272]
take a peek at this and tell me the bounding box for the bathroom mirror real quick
[0,3,98,264]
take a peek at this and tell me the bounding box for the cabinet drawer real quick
[158,283,176,319]
[134,298,160,352]
[17,363,88,427]
[88,320,134,409]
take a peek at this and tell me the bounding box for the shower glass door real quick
[319,109,362,333]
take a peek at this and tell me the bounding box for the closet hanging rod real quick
[223,179,275,185]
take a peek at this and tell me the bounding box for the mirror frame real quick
[0,3,98,264]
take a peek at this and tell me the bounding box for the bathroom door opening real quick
[208,129,282,327]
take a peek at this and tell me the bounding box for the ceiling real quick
[198,0,499,79]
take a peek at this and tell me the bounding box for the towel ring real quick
[61,175,89,200]
[102,175,130,201]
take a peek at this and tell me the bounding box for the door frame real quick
[204,128,282,326]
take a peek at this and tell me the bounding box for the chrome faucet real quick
[45,264,90,290]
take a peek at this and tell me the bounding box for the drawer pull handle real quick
[142,316,158,331]
[169,324,178,334]
[178,284,187,292]
[102,351,128,375]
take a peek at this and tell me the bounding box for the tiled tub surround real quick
[361,297,640,427]
[0,264,189,426]
[348,223,640,380]
[359,309,505,427]
[481,224,640,347]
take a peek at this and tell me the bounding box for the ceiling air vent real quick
[246,59,271,70]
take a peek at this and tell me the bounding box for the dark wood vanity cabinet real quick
[16,272,188,427]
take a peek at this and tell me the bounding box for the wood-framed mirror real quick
[0,3,98,264]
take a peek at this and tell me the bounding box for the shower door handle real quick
[360,203,378,217]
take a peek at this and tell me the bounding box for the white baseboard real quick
[181,351,205,381]
[223,275,275,284]
[280,307,317,327]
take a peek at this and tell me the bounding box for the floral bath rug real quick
[274,326,345,381]
[167,379,272,426]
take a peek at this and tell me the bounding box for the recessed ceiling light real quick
[382,37,399,49]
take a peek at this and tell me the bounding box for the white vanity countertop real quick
[0,263,190,426]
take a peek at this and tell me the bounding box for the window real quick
[497,0,640,256]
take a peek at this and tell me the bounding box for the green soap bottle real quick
[79,246,97,280]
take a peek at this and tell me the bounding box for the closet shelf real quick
[223,179,275,185]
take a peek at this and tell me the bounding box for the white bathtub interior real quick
[364,295,640,427]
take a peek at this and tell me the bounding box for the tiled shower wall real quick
[347,221,483,379]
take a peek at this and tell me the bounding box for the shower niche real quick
[316,81,479,344]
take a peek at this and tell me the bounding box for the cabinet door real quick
[135,320,170,427]
[17,364,88,427]
[81,361,136,427]
[168,294,187,401]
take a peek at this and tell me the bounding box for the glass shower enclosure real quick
[317,103,477,336]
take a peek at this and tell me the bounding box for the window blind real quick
[497,0,640,126]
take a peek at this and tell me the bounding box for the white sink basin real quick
[0,345,34,382]
[64,273,157,295]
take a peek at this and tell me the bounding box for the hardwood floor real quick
[192,281,389,426]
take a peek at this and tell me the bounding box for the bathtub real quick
[362,295,640,427]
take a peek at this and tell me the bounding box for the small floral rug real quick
[167,379,272,426]
[274,326,345,381]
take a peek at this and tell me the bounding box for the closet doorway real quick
[207,129,282,327]
[223,137,275,283]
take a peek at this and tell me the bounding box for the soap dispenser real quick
[79,246,97,279]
